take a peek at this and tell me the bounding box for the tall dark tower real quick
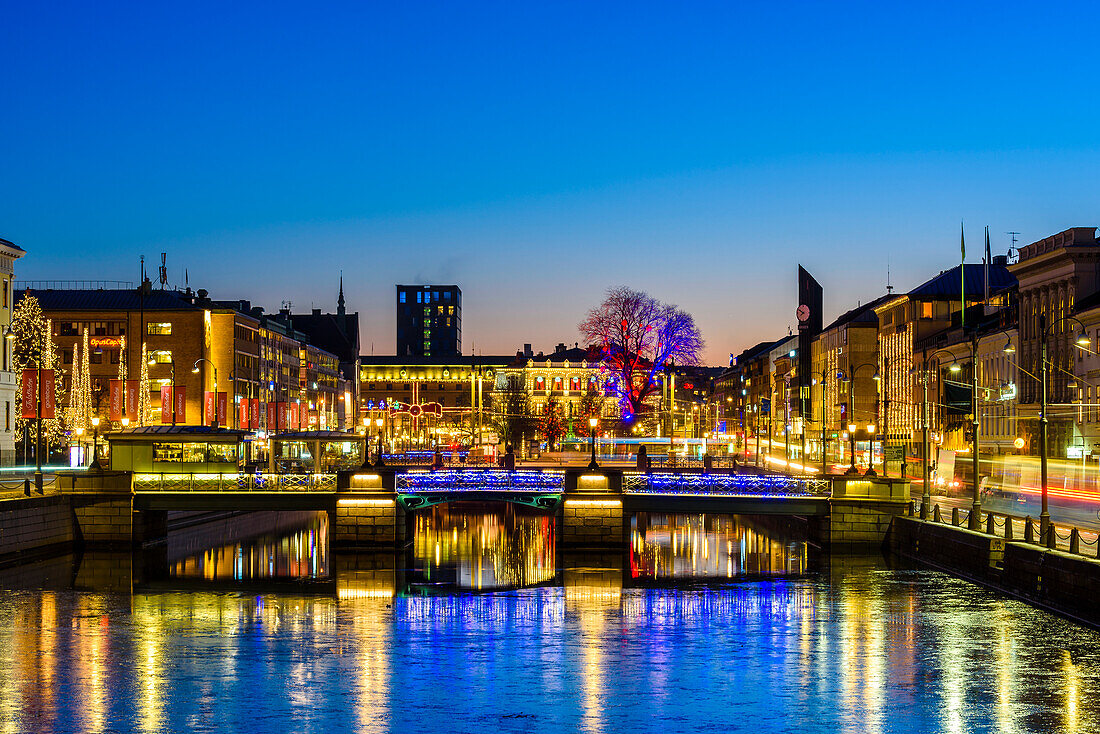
[395,284,462,357]
[337,274,346,318]
[797,266,823,420]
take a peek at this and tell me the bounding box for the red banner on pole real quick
[20,370,37,419]
[239,402,249,429]
[126,380,140,421]
[204,391,215,425]
[109,380,123,422]
[40,370,56,420]
[290,402,299,431]
[175,386,186,423]
[217,393,227,426]
[277,402,287,431]
[266,402,276,432]
[161,386,173,423]
[250,399,260,429]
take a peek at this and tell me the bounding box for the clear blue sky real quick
[5,1,1100,364]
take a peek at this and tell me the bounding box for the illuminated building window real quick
[151,350,173,363]
[147,322,172,335]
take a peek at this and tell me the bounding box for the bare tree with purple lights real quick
[578,286,704,421]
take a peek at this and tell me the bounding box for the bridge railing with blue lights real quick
[395,469,566,493]
[621,472,831,497]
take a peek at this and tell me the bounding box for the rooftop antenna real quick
[886,254,893,294]
[158,253,168,289]
[1006,231,1020,249]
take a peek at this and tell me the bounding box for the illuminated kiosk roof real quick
[107,426,248,444]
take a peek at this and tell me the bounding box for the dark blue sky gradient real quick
[5,1,1100,362]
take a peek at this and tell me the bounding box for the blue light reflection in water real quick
[0,513,1098,733]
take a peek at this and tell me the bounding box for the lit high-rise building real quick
[396,285,461,357]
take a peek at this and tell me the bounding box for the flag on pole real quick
[960,221,966,329]
[984,225,991,309]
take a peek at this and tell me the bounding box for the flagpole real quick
[961,221,966,329]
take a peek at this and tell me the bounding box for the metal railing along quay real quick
[133,473,338,492]
[912,501,1100,559]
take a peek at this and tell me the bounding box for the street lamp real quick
[374,416,385,468]
[842,363,877,475]
[864,424,877,476]
[1035,315,1090,540]
[845,422,858,475]
[192,358,218,428]
[588,416,599,469]
[89,416,102,470]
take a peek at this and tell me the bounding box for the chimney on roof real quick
[993,255,1008,266]
[312,308,321,316]
[523,343,532,357]
[555,343,566,354]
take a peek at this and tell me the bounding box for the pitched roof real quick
[289,312,361,365]
[907,264,1016,299]
[0,237,26,254]
[823,294,894,332]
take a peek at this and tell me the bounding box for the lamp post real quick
[1036,315,1090,541]
[845,422,857,475]
[192,358,218,428]
[374,416,385,468]
[588,416,599,469]
[843,363,877,475]
[89,416,102,470]
[864,423,877,476]
[811,370,828,475]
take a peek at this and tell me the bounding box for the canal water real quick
[1,505,1099,733]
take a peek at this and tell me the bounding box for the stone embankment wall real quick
[889,516,1100,627]
[0,495,75,563]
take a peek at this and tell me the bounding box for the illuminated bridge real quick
[59,467,908,551]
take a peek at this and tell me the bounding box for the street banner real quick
[20,370,37,419]
[290,402,300,430]
[250,399,260,428]
[175,386,186,423]
[239,401,250,429]
[109,380,123,422]
[126,380,140,421]
[161,386,172,423]
[204,391,215,424]
[40,370,56,419]
[217,393,227,425]
[266,402,276,431]
[277,402,287,431]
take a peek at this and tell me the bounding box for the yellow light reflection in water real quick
[171,512,329,582]
[412,504,555,590]
[629,513,808,580]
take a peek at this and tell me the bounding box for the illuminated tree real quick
[11,297,67,448]
[578,286,704,420]
[490,373,536,451]
[538,397,566,451]
[574,389,605,438]
[138,341,150,425]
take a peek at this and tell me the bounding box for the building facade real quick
[395,284,461,357]
[0,238,25,464]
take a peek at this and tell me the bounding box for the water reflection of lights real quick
[410,505,555,590]
[629,513,809,580]
[170,513,329,582]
